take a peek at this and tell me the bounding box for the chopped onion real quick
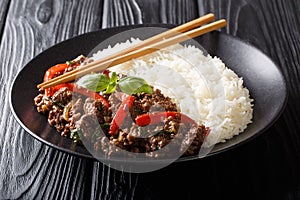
[63,102,73,122]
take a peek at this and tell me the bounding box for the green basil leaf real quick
[119,76,153,94]
[105,72,118,94]
[105,82,117,94]
[66,60,76,66]
[76,73,109,92]
[76,73,152,95]
[134,84,153,94]
[110,72,118,83]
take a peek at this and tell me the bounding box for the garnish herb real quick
[118,76,153,94]
[105,72,118,94]
[76,73,110,92]
[76,72,153,95]
[70,129,81,143]
[66,60,76,66]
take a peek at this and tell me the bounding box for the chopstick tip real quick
[207,13,215,18]
[220,19,227,26]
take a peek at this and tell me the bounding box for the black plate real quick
[9,24,288,161]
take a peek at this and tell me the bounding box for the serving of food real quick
[33,36,253,159]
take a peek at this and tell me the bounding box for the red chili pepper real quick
[72,83,110,109]
[108,95,135,135]
[43,63,72,97]
[205,127,210,136]
[43,63,110,109]
[43,63,69,82]
[136,112,211,137]
[135,111,197,127]
[44,83,69,97]
[44,82,109,109]
[102,70,110,79]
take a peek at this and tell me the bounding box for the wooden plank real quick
[197,0,300,58]
[0,0,102,199]
[102,0,198,28]
[0,0,10,41]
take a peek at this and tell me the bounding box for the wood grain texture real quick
[0,0,10,42]
[1,0,300,199]
[102,0,198,28]
[0,0,102,199]
[196,0,300,199]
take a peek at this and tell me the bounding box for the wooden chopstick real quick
[39,18,226,90]
[38,13,215,89]
[38,13,214,89]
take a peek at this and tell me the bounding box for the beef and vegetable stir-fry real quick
[34,56,209,158]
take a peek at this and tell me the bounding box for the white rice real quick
[91,38,253,147]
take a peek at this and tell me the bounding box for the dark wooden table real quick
[1,0,300,199]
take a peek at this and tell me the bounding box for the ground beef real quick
[66,98,84,134]
[34,69,208,158]
[48,104,66,132]
[181,125,208,156]
[34,93,53,114]
[107,115,206,158]
[107,92,130,119]
[52,87,73,105]
[47,87,74,136]
[34,86,80,137]
[76,113,100,139]
[92,117,207,159]
[131,89,178,119]
[77,89,208,158]
[65,55,87,73]
[83,98,111,124]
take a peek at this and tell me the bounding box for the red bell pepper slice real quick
[108,95,135,135]
[43,63,70,82]
[44,82,110,110]
[72,83,110,109]
[44,83,70,97]
[42,63,110,109]
[43,63,70,97]
[102,70,110,79]
[135,111,197,127]
[135,111,210,136]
